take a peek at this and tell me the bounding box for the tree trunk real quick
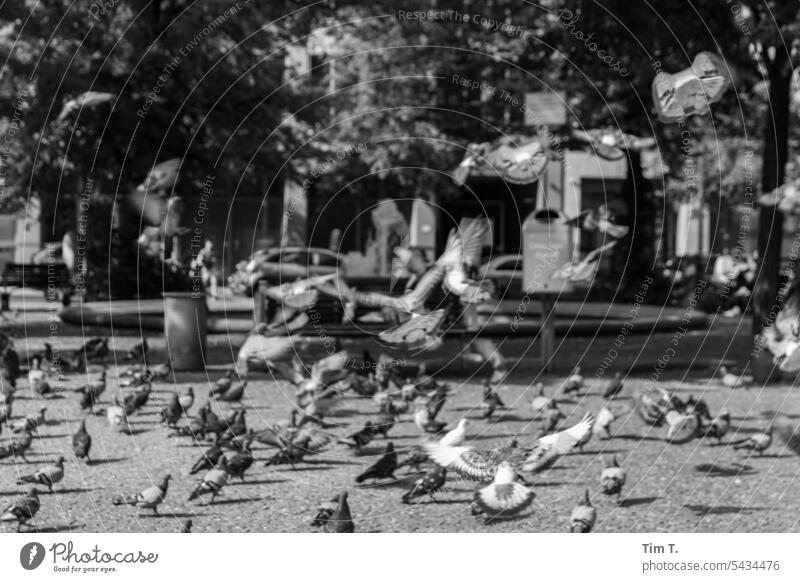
[752,49,792,381]
[622,150,656,293]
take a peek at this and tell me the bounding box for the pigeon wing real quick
[536,413,593,454]
[378,310,446,347]
[459,218,490,268]
[137,485,163,506]
[423,441,496,481]
[473,482,534,515]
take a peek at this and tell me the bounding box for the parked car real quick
[228,246,344,296]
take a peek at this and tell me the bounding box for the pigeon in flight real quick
[471,462,535,522]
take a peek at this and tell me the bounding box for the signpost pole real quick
[540,294,555,373]
[522,208,574,373]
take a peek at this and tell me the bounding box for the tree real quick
[0,0,313,298]
[739,2,800,379]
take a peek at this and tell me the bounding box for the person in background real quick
[192,239,219,299]
[722,251,757,317]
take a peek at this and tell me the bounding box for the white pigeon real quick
[665,410,700,444]
[439,419,468,447]
[472,462,535,519]
[28,359,46,394]
[593,406,615,440]
[600,455,627,503]
[520,413,594,473]
[719,366,748,389]
[107,404,131,433]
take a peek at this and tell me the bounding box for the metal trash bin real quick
[163,292,207,370]
[522,208,574,294]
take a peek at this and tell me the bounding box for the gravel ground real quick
[1,313,799,533]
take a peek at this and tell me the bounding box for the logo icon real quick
[20,542,46,570]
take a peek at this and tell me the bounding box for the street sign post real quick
[522,208,574,371]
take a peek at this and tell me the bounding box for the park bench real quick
[1,263,73,302]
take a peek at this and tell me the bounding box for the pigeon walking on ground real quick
[570,489,596,532]
[480,381,505,419]
[0,430,32,462]
[213,369,235,395]
[189,457,229,504]
[16,457,65,492]
[113,474,171,514]
[561,367,584,396]
[355,442,398,485]
[664,409,700,444]
[341,421,377,454]
[600,455,627,503]
[414,402,446,434]
[190,444,226,475]
[593,406,616,440]
[1,488,40,532]
[12,407,46,433]
[72,420,92,463]
[311,496,338,528]
[702,409,731,443]
[216,381,247,403]
[732,427,772,455]
[402,465,447,504]
[160,393,183,427]
[396,445,429,473]
[226,434,254,481]
[530,383,551,418]
[538,406,566,436]
[76,368,106,411]
[602,372,624,399]
[324,491,354,533]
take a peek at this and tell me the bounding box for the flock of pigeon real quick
[2,329,799,534]
[2,217,800,533]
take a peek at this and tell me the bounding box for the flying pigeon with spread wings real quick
[319,218,489,318]
[652,52,732,123]
[572,128,657,161]
[443,218,494,304]
[471,462,535,520]
[518,413,594,473]
[128,159,187,236]
[424,415,591,481]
